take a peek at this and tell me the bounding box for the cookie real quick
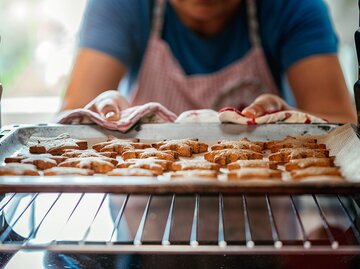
[285,157,335,172]
[44,167,94,176]
[204,149,263,166]
[62,149,117,159]
[152,139,208,157]
[169,170,218,180]
[290,167,342,179]
[62,149,118,166]
[172,160,220,171]
[58,157,115,174]
[211,138,263,153]
[122,148,179,162]
[268,141,326,153]
[227,160,278,170]
[268,148,329,163]
[16,156,57,170]
[5,153,67,170]
[269,143,326,153]
[227,168,282,180]
[117,157,172,175]
[107,168,157,177]
[29,133,87,155]
[92,138,150,155]
[265,136,317,150]
[0,163,40,176]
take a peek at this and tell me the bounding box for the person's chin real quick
[187,9,222,22]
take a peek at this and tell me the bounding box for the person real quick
[62,0,356,123]
[53,2,357,268]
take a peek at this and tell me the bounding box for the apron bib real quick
[130,0,279,114]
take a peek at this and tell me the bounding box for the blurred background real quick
[0,0,358,125]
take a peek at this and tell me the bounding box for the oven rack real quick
[0,193,359,254]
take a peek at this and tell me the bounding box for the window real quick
[0,0,86,124]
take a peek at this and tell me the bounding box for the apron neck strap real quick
[246,0,261,47]
[151,0,261,47]
[151,0,166,37]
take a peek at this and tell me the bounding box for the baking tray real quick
[0,122,359,194]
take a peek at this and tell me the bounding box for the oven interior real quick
[0,123,359,268]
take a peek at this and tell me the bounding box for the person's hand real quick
[241,94,292,118]
[84,90,130,121]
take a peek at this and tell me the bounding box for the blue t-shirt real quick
[79,0,338,103]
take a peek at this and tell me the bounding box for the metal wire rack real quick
[0,193,359,254]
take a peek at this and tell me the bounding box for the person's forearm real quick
[288,55,356,124]
[302,111,356,124]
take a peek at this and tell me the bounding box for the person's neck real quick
[178,15,230,37]
[170,2,241,37]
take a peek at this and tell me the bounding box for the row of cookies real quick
[0,156,217,178]
[0,135,269,178]
[0,134,211,176]
[0,157,341,180]
[203,138,277,180]
[0,133,342,180]
[92,137,214,177]
[0,163,95,176]
[22,133,329,161]
[24,133,261,158]
[267,136,341,179]
[203,136,342,180]
[0,134,121,176]
[92,137,208,158]
[17,132,322,161]
[92,137,274,179]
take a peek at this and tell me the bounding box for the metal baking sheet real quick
[0,123,359,194]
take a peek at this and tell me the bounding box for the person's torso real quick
[119,0,335,105]
[121,0,285,98]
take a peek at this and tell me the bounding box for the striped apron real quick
[130,0,279,114]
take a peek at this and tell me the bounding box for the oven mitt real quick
[218,107,327,125]
[58,102,177,132]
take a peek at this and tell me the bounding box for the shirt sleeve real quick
[279,0,339,71]
[78,0,150,68]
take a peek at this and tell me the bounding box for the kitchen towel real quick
[58,104,327,133]
[58,102,177,132]
[218,107,327,125]
[175,109,220,123]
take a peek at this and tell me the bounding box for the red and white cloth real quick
[218,107,327,125]
[175,109,220,123]
[58,105,327,133]
[58,102,177,132]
